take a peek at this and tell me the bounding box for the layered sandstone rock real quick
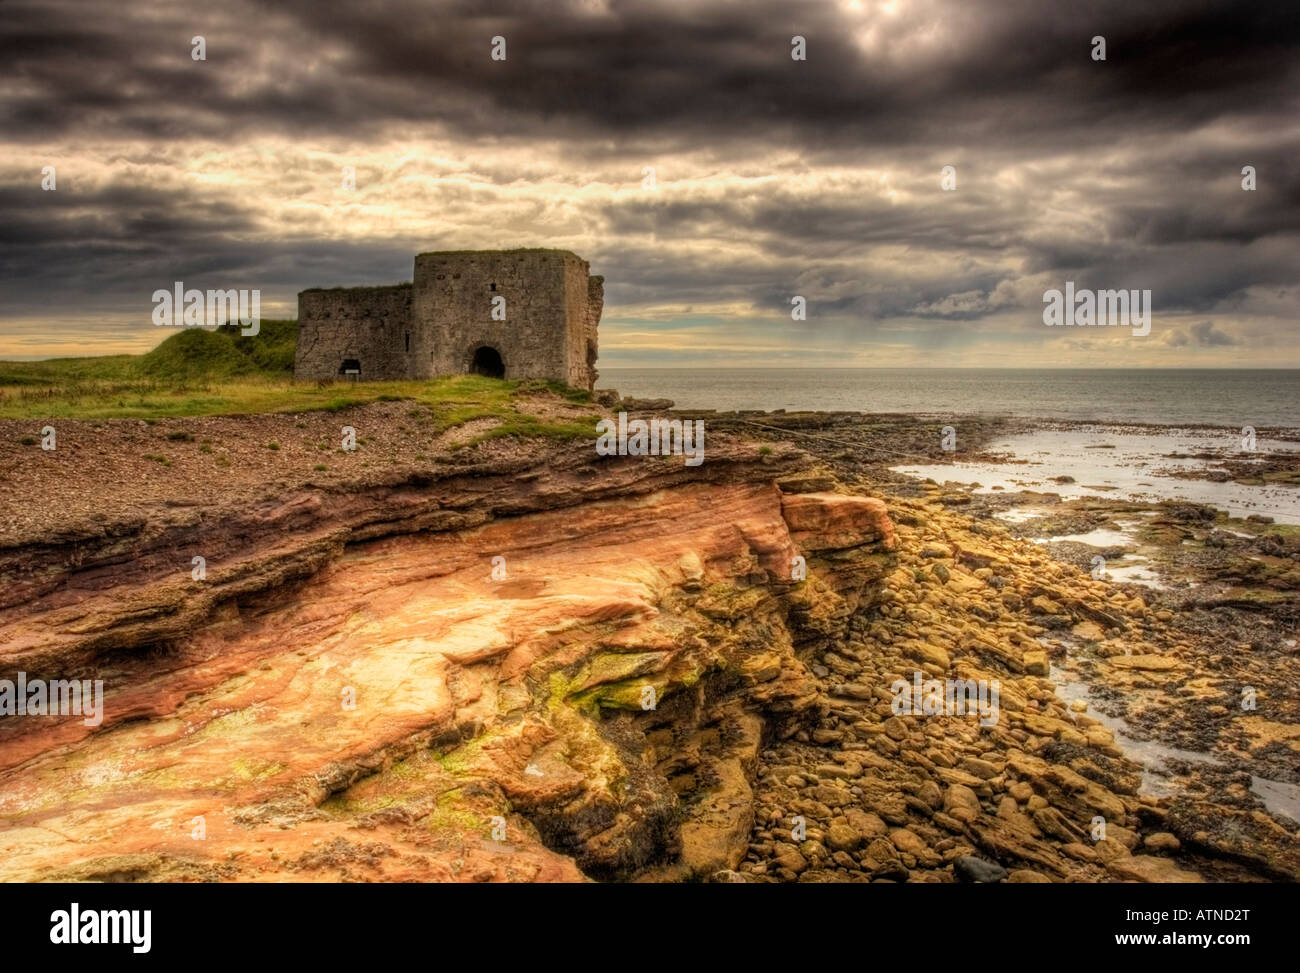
[0,433,891,882]
[2,412,1294,884]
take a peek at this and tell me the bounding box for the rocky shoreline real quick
[0,395,1295,882]
[737,486,1299,883]
[708,409,1299,881]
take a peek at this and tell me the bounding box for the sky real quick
[1,0,1297,366]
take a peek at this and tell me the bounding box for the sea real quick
[601,368,1300,524]
[600,368,1300,429]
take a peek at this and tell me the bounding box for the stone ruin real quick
[294,249,603,390]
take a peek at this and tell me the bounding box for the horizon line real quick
[598,365,1300,371]
[3,358,1297,372]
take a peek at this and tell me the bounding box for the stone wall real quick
[295,249,602,389]
[557,258,602,389]
[415,249,583,385]
[294,284,414,381]
[585,275,604,389]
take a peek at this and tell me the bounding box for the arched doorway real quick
[470,345,505,378]
[339,358,361,380]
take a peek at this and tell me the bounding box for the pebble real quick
[772,844,808,874]
[953,855,1008,883]
[826,823,861,852]
[1144,832,1181,853]
[740,493,1283,886]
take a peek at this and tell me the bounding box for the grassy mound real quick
[0,320,297,389]
[0,322,597,442]
[139,320,297,380]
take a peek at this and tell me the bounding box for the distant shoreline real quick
[602,367,1300,428]
[601,366,1300,371]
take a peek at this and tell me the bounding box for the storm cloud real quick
[1,0,1296,364]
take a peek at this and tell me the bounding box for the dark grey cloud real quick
[5,0,1297,145]
[0,0,1297,362]
[1162,319,1241,348]
[1189,319,1238,346]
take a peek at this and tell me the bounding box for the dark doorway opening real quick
[339,358,361,381]
[470,346,505,379]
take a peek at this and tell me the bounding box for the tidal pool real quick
[894,427,1300,524]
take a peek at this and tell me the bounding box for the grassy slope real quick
[0,321,597,441]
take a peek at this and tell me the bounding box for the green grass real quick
[0,320,297,389]
[140,319,298,380]
[0,320,600,444]
[455,414,600,448]
[0,320,300,418]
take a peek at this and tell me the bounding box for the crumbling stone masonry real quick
[294,249,603,390]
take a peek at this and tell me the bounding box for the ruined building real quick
[294,249,603,390]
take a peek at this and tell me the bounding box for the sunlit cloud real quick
[1,0,1296,366]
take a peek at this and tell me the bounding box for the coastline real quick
[0,395,1296,881]
[602,368,1300,429]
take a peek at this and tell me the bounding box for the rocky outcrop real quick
[2,411,1294,883]
[0,432,894,882]
[736,488,1298,883]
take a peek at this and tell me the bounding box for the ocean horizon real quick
[601,367,1300,429]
